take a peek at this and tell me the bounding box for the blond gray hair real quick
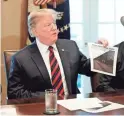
[28,9,57,37]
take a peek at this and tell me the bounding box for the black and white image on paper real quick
[88,43,118,76]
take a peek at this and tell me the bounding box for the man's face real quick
[33,13,59,46]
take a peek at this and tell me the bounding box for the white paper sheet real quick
[57,98,103,111]
[0,107,17,116]
[82,101,124,113]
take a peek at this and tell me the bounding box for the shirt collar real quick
[36,38,57,53]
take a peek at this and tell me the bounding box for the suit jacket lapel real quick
[56,41,72,94]
[29,42,52,88]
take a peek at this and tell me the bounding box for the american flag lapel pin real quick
[61,49,64,51]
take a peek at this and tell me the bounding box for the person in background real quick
[96,41,124,92]
[8,9,108,99]
[96,16,124,92]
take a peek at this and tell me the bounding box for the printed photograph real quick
[88,43,118,76]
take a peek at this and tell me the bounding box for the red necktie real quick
[48,46,64,97]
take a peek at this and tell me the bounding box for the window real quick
[69,0,92,94]
[69,0,84,50]
[69,0,124,94]
[98,0,124,45]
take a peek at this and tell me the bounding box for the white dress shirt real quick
[36,38,69,96]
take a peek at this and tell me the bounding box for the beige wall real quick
[1,0,21,104]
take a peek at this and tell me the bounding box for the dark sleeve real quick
[96,42,124,92]
[72,41,95,77]
[78,52,96,77]
[8,56,43,99]
[8,56,32,99]
[96,74,115,92]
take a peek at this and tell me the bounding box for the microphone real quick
[120,16,124,26]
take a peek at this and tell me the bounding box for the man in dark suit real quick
[96,41,124,92]
[96,16,124,92]
[8,9,108,99]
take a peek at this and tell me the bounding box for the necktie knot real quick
[48,46,53,52]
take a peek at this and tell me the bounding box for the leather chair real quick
[3,50,18,82]
[2,50,18,102]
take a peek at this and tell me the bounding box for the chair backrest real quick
[3,50,18,79]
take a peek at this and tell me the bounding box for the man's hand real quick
[33,0,51,5]
[97,38,109,47]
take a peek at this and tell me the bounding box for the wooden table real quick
[2,90,124,115]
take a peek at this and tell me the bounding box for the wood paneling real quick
[1,0,21,104]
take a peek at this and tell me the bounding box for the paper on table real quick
[57,98,103,111]
[0,107,17,116]
[82,101,124,113]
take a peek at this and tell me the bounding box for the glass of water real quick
[45,89,59,114]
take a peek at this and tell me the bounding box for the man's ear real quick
[32,28,37,37]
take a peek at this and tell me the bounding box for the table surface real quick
[2,90,124,115]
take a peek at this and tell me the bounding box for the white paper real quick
[0,107,17,116]
[82,101,124,113]
[88,43,118,76]
[57,98,103,111]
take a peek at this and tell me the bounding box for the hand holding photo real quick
[88,43,118,76]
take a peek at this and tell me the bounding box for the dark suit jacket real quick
[8,39,94,99]
[96,41,124,92]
